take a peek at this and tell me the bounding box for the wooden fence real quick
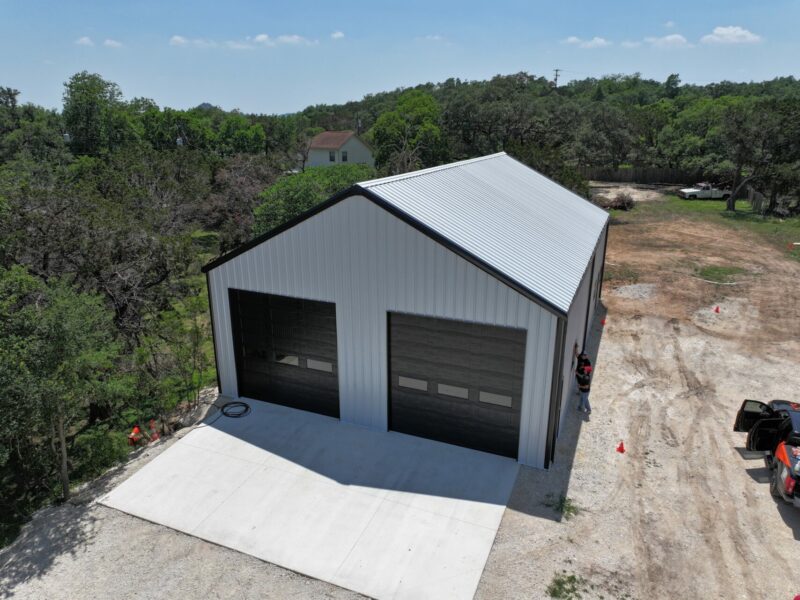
[577,167,707,185]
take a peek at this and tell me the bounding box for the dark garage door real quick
[229,289,339,418]
[388,313,526,458]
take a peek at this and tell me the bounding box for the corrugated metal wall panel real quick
[209,195,557,467]
[361,153,608,314]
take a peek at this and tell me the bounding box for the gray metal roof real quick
[359,152,609,315]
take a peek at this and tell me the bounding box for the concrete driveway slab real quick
[101,400,519,600]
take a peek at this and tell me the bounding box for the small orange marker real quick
[714,306,720,314]
[616,441,626,453]
[600,318,607,326]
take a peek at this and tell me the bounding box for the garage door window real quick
[274,353,300,366]
[398,376,428,391]
[307,358,333,373]
[479,391,513,408]
[437,383,469,399]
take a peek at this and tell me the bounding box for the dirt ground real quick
[478,213,800,599]
[2,209,800,600]
[589,181,679,203]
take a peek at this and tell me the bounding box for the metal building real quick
[202,153,608,468]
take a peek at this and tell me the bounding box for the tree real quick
[0,266,119,500]
[62,71,134,155]
[252,164,375,235]
[664,74,681,99]
[218,113,266,156]
[370,90,444,173]
[0,87,20,135]
[204,154,281,252]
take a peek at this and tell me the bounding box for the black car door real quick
[734,399,774,432]
[746,417,785,452]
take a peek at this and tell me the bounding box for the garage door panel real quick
[389,313,525,459]
[229,289,340,418]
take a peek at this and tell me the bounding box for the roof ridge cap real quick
[359,152,507,188]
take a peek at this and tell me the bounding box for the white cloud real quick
[621,40,642,49]
[75,36,94,46]
[645,33,691,48]
[583,36,611,48]
[103,39,122,48]
[664,20,675,29]
[253,33,315,46]
[331,31,345,40]
[701,25,761,45]
[423,34,445,42]
[173,32,315,49]
[169,35,217,48]
[563,35,611,49]
[226,40,253,50]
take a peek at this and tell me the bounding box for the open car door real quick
[746,417,784,452]
[734,399,774,432]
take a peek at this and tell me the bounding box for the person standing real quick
[576,350,591,373]
[576,365,592,413]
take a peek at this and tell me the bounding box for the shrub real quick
[547,571,588,599]
[71,426,130,481]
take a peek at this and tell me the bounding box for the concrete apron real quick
[100,400,519,600]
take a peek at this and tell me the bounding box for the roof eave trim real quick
[202,185,567,318]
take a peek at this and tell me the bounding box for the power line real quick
[553,68,562,87]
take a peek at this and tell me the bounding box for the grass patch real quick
[543,494,581,520]
[635,196,800,259]
[696,265,746,283]
[547,571,588,599]
[603,263,639,284]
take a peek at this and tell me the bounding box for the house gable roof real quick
[203,153,609,317]
[309,130,356,150]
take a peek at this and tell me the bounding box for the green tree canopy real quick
[253,164,375,235]
[370,89,444,174]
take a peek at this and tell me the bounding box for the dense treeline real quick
[299,73,800,210]
[1,69,799,544]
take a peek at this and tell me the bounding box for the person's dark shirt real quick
[576,354,591,374]
[576,369,591,391]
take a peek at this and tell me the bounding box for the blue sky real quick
[1,0,796,114]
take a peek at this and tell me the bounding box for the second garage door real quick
[388,313,526,458]
[228,289,339,418]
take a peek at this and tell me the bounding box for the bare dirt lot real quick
[479,207,800,599]
[2,201,800,600]
[589,181,679,204]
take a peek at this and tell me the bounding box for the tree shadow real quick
[506,302,607,522]
[0,448,148,597]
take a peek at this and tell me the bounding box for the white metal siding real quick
[558,254,593,433]
[361,153,609,314]
[589,226,608,328]
[208,195,557,467]
[556,224,606,433]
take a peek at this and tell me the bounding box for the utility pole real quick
[553,68,561,88]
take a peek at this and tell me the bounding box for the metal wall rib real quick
[361,153,609,314]
[209,195,558,467]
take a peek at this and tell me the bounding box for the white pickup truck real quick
[678,182,731,200]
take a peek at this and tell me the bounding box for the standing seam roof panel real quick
[361,153,608,314]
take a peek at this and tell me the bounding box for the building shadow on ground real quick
[506,302,607,522]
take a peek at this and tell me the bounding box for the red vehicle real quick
[734,399,800,506]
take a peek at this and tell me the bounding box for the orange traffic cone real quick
[616,440,626,454]
[713,306,720,314]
